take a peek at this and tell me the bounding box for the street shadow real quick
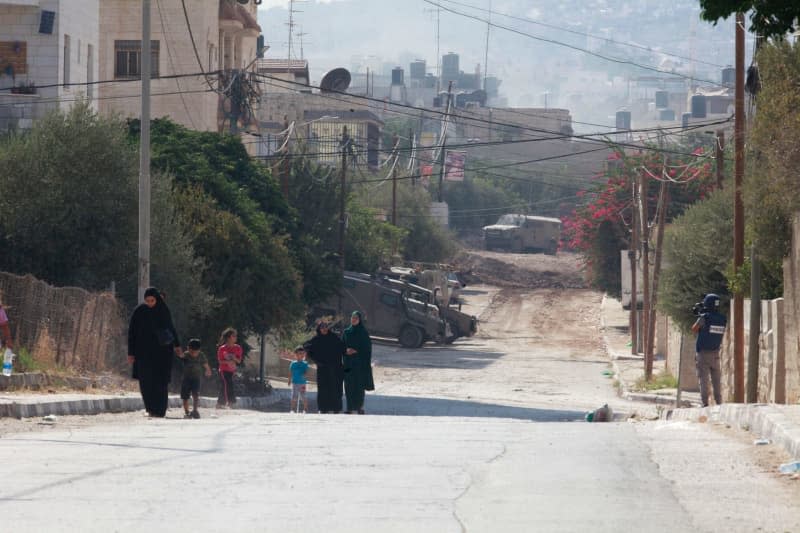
[275,393,585,422]
[373,345,505,370]
[459,288,489,296]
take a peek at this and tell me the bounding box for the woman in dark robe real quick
[304,320,345,413]
[127,287,182,417]
[341,310,375,414]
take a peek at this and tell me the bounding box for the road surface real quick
[1,251,798,532]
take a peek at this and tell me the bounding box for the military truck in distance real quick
[483,214,561,254]
[314,272,446,349]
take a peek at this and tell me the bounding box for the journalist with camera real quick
[690,294,727,407]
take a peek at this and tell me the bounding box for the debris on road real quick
[753,438,771,446]
[586,404,613,422]
[778,461,800,474]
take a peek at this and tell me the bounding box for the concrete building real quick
[0,0,100,131]
[97,0,260,132]
[256,58,309,93]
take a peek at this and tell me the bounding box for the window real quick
[114,40,160,79]
[380,293,399,308]
[63,34,70,86]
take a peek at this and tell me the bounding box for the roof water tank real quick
[681,112,692,129]
[691,95,707,118]
[391,67,404,86]
[655,90,669,109]
[721,67,735,87]
[615,110,631,130]
[659,108,675,121]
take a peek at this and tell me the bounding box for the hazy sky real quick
[255,1,744,119]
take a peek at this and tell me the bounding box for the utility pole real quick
[438,81,453,203]
[630,171,639,355]
[408,127,415,185]
[391,134,399,226]
[733,11,746,402]
[639,170,652,380]
[280,116,290,199]
[715,130,725,189]
[338,125,350,314]
[483,0,492,91]
[646,180,669,367]
[138,0,151,302]
[747,243,761,402]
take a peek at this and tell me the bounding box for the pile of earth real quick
[453,249,587,290]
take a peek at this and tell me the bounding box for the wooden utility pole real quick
[646,181,669,367]
[733,11,746,402]
[639,171,652,380]
[138,0,151,302]
[747,243,761,402]
[630,172,639,355]
[280,117,290,199]
[715,130,725,189]
[438,81,453,203]
[392,150,398,226]
[338,125,349,314]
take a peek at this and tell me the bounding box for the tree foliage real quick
[563,147,716,295]
[698,1,800,38]
[660,187,733,331]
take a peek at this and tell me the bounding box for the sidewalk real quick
[601,293,800,461]
[599,294,701,408]
[0,383,291,419]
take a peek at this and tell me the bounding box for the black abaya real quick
[305,326,345,413]
[128,290,180,417]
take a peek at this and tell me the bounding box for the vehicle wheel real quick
[399,325,424,348]
[445,321,460,344]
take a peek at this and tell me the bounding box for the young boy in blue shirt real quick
[288,345,310,413]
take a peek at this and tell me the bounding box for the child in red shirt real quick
[216,327,242,408]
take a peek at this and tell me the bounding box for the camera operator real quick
[690,294,727,407]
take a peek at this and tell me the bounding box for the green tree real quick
[0,101,137,289]
[698,1,800,38]
[659,187,733,331]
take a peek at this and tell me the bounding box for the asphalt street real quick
[1,252,799,532]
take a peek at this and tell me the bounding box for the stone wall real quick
[782,214,800,403]
[658,312,698,392]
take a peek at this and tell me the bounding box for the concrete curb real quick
[600,294,699,409]
[0,389,291,419]
[664,404,800,460]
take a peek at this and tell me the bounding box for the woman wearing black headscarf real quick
[128,287,182,417]
[341,311,375,414]
[304,320,345,413]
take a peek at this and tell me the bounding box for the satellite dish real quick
[320,68,351,93]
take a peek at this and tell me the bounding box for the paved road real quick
[2,264,799,532]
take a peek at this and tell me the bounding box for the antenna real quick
[285,0,304,79]
[423,4,441,92]
[483,0,491,91]
[320,68,351,92]
[297,26,310,60]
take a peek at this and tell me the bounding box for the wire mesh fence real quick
[0,272,128,372]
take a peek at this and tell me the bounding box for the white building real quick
[0,0,100,131]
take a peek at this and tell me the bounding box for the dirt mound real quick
[454,249,587,289]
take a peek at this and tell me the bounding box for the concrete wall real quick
[718,298,786,403]
[97,0,219,131]
[782,214,800,403]
[658,313,698,392]
[0,0,99,130]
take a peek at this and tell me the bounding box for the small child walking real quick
[178,338,212,419]
[288,346,309,413]
[217,327,243,408]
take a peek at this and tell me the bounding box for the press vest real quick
[696,312,727,352]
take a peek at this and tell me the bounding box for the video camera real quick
[692,293,721,316]
[691,299,706,316]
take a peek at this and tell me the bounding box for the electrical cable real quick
[180,0,218,92]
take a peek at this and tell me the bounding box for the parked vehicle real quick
[483,214,561,254]
[381,267,477,342]
[314,272,446,348]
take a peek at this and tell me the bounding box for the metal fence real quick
[0,272,127,372]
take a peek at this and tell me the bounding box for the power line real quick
[156,0,197,129]
[0,70,221,92]
[180,0,217,92]
[424,0,724,86]
[436,0,728,69]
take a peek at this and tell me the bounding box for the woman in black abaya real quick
[305,320,345,413]
[128,287,182,417]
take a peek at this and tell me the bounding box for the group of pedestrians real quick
[127,287,242,418]
[302,311,375,414]
[127,287,375,418]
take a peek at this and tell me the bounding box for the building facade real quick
[0,0,261,133]
[0,0,100,131]
[97,0,260,132]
